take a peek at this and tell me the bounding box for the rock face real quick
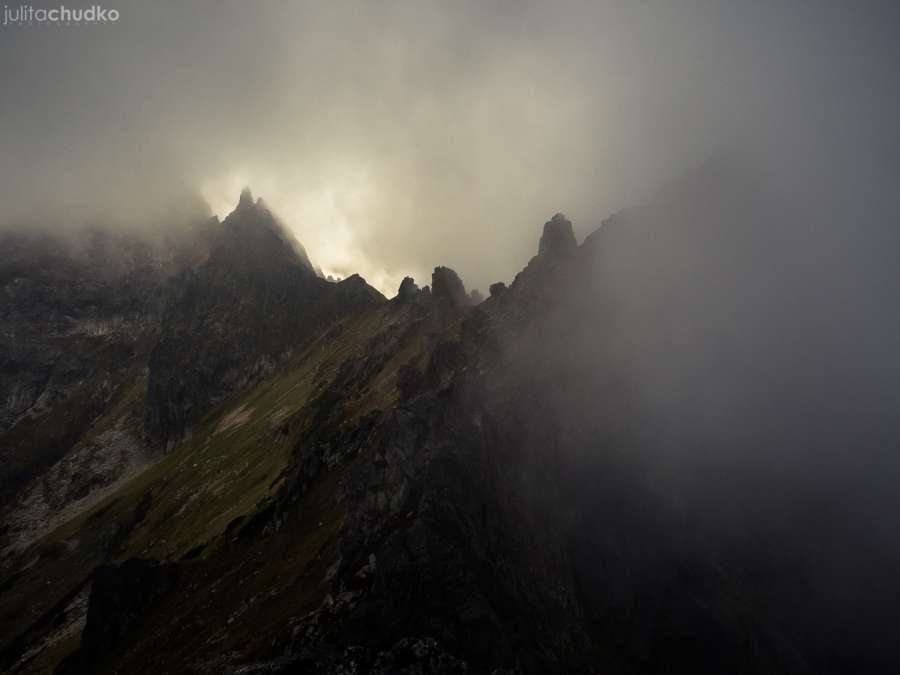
[395,276,420,302]
[3,427,155,556]
[431,266,468,305]
[144,195,385,447]
[537,213,577,259]
[0,223,212,512]
[507,214,580,299]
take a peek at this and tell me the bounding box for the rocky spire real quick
[509,213,579,293]
[431,266,468,306]
[538,213,577,259]
[217,188,317,275]
[396,276,420,303]
[238,186,254,210]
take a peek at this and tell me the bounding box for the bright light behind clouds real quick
[201,164,404,297]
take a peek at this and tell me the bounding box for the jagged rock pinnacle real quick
[538,213,577,258]
[396,276,420,302]
[238,187,254,210]
[432,266,468,305]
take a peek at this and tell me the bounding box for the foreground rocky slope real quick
[2,169,898,673]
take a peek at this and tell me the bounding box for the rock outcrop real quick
[395,276,420,303]
[66,559,180,672]
[509,213,580,297]
[431,266,468,305]
[537,212,577,259]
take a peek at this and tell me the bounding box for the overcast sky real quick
[1,0,898,293]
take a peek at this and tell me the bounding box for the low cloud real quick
[1,1,898,296]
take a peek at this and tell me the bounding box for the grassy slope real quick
[0,300,456,673]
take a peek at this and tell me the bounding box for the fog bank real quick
[1,1,898,294]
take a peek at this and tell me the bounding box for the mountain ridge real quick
[2,165,898,673]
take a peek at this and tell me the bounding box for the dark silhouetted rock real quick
[73,559,180,671]
[431,266,467,306]
[396,276,420,303]
[489,282,507,298]
[238,186,254,210]
[538,213,577,259]
[510,213,579,294]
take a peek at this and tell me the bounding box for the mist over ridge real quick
[2,2,900,672]
[2,0,898,294]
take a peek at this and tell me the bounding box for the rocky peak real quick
[237,186,255,210]
[538,213,577,259]
[431,266,468,306]
[331,273,386,305]
[143,191,374,447]
[510,213,580,294]
[396,276,420,303]
[216,191,315,275]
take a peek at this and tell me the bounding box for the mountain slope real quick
[145,189,385,448]
[0,214,786,674]
[1,168,898,673]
